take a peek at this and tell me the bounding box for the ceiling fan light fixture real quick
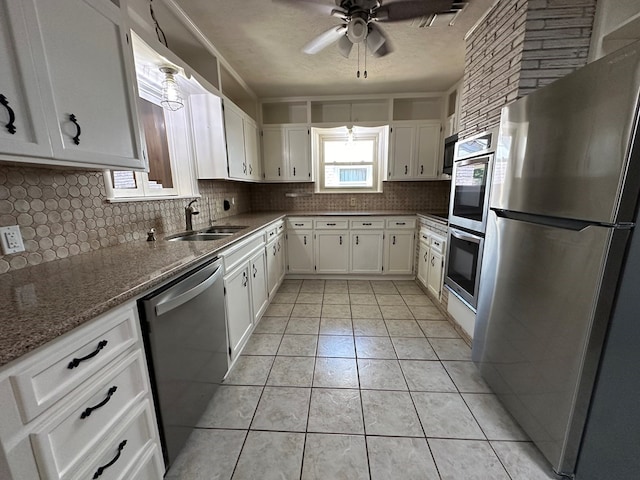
[347,16,367,43]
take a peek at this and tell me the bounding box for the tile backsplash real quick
[0,165,251,273]
[250,181,450,212]
[0,164,450,273]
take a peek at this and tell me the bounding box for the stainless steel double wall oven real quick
[445,128,499,309]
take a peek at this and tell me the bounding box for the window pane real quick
[138,98,174,188]
[325,165,373,188]
[324,139,375,164]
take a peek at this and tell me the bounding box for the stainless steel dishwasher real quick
[139,256,227,471]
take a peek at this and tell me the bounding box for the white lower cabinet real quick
[350,231,384,274]
[249,248,268,322]
[427,249,444,298]
[417,236,430,287]
[316,231,349,274]
[266,233,285,298]
[384,231,415,275]
[224,263,253,360]
[0,301,163,480]
[286,230,314,274]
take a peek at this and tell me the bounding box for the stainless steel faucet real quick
[185,200,199,231]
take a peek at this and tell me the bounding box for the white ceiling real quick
[172,0,496,98]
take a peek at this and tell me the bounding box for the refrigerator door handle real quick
[493,208,604,232]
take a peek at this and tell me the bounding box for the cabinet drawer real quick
[72,399,158,480]
[11,304,139,422]
[266,220,284,240]
[419,228,432,245]
[430,234,446,255]
[122,443,164,480]
[351,219,385,229]
[385,218,416,229]
[221,232,265,272]
[315,219,349,229]
[287,218,313,229]
[31,350,148,480]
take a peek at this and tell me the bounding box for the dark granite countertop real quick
[0,210,447,368]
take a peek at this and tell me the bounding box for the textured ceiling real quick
[173,0,496,98]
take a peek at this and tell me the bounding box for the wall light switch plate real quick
[0,226,25,254]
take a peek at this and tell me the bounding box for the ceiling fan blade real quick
[303,25,347,54]
[376,0,453,22]
[366,23,386,55]
[272,0,345,17]
[337,35,353,58]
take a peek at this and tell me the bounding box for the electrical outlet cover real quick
[0,225,25,254]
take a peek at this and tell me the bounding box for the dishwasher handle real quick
[155,264,223,316]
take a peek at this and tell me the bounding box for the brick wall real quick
[459,0,597,138]
[519,0,597,96]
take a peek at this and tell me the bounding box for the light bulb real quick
[160,66,184,111]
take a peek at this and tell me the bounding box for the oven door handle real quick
[155,265,223,316]
[450,229,481,243]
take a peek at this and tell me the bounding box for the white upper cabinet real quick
[0,0,52,159]
[262,126,311,182]
[223,99,260,182]
[388,121,441,180]
[19,0,144,169]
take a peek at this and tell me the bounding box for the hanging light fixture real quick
[159,66,183,111]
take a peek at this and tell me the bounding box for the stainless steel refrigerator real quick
[473,40,640,478]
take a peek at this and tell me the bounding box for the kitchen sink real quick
[165,232,234,241]
[199,226,247,234]
[165,226,248,241]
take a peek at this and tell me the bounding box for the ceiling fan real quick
[274,0,460,59]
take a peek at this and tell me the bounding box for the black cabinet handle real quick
[277,241,281,251]
[242,271,248,287]
[69,114,81,145]
[249,164,253,175]
[327,223,336,226]
[242,162,247,174]
[431,256,435,267]
[294,223,304,226]
[0,94,16,134]
[420,165,424,175]
[356,235,359,245]
[293,167,296,176]
[273,245,276,256]
[93,440,127,479]
[339,236,343,245]
[424,252,428,261]
[253,264,257,278]
[396,222,406,225]
[278,167,281,176]
[363,222,372,226]
[393,235,396,245]
[68,340,108,369]
[303,236,307,245]
[404,165,408,175]
[81,386,117,419]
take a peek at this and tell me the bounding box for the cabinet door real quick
[350,231,384,274]
[389,125,415,179]
[427,250,444,299]
[262,128,285,181]
[316,231,349,274]
[286,230,314,274]
[384,231,415,275]
[415,123,441,179]
[287,126,311,181]
[276,234,286,284]
[24,0,143,169]
[244,119,260,180]
[224,265,252,358]
[250,248,268,322]
[0,1,52,158]
[266,241,279,297]
[223,103,247,179]
[417,241,430,288]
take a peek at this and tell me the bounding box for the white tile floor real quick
[165,280,556,480]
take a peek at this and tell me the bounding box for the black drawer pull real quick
[363,223,372,226]
[81,386,117,419]
[356,235,359,245]
[69,113,81,145]
[68,340,108,369]
[93,440,127,479]
[270,231,275,236]
[327,223,336,226]
[339,236,342,245]
[393,235,396,245]
[396,222,406,225]
[0,94,16,134]
[294,223,304,226]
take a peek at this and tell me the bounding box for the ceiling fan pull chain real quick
[356,43,360,78]
[364,40,368,79]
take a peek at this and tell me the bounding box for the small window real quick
[313,125,388,193]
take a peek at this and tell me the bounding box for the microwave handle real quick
[450,229,481,243]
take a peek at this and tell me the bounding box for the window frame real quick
[313,125,389,194]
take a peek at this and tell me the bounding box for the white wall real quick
[589,0,640,61]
